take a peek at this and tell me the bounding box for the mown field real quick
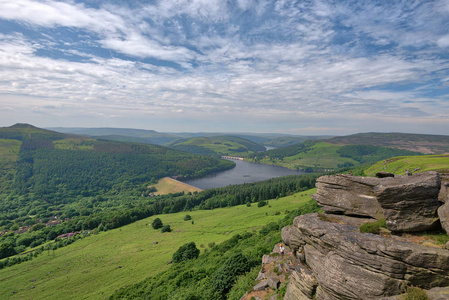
[0,189,315,299]
[364,154,449,176]
[150,177,203,195]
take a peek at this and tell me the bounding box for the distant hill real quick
[169,135,266,156]
[263,135,334,148]
[363,154,449,176]
[48,127,179,145]
[251,141,423,172]
[325,132,449,154]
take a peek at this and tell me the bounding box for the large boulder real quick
[374,171,441,232]
[282,213,449,300]
[312,172,442,233]
[311,175,383,219]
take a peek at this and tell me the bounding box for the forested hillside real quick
[0,124,234,259]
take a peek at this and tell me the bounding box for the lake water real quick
[182,159,305,189]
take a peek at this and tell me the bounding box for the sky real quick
[0,0,448,135]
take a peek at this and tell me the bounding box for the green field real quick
[0,138,21,163]
[150,177,203,195]
[0,190,315,299]
[257,142,357,170]
[364,154,449,176]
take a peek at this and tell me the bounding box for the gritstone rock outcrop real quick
[278,171,449,300]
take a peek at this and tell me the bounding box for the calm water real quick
[182,159,305,189]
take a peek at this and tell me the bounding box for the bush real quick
[0,242,17,259]
[184,214,192,221]
[402,286,430,300]
[172,242,200,263]
[257,201,267,208]
[160,225,171,233]
[259,222,279,236]
[152,218,163,230]
[210,253,252,297]
[359,219,386,234]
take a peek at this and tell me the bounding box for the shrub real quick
[210,253,252,297]
[184,214,192,221]
[257,201,267,208]
[152,218,163,229]
[160,225,171,233]
[0,242,17,259]
[259,222,279,236]
[359,218,386,234]
[172,242,200,263]
[402,286,430,300]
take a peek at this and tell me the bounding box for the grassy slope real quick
[0,138,21,163]
[326,132,449,154]
[364,154,449,176]
[150,177,203,195]
[170,136,265,156]
[0,190,315,300]
[257,142,357,170]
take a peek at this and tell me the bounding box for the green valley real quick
[0,191,317,299]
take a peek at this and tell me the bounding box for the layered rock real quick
[311,175,383,219]
[374,171,441,232]
[276,171,449,300]
[311,171,441,233]
[282,213,449,300]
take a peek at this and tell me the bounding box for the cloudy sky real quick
[0,0,448,135]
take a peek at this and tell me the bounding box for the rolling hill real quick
[169,135,266,157]
[251,141,423,172]
[325,132,449,154]
[48,127,179,145]
[363,154,449,176]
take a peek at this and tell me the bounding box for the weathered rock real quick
[440,175,449,203]
[426,286,449,299]
[312,172,442,233]
[311,174,384,218]
[283,213,449,300]
[269,295,278,300]
[254,280,269,292]
[285,282,310,300]
[439,203,449,234]
[374,171,441,232]
[267,277,280,290]
[285,262,318,299]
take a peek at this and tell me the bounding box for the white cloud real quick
[0,1,448,134]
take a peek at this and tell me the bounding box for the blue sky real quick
[0,0,448,135]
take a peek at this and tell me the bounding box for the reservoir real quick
[182,159,306,189]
